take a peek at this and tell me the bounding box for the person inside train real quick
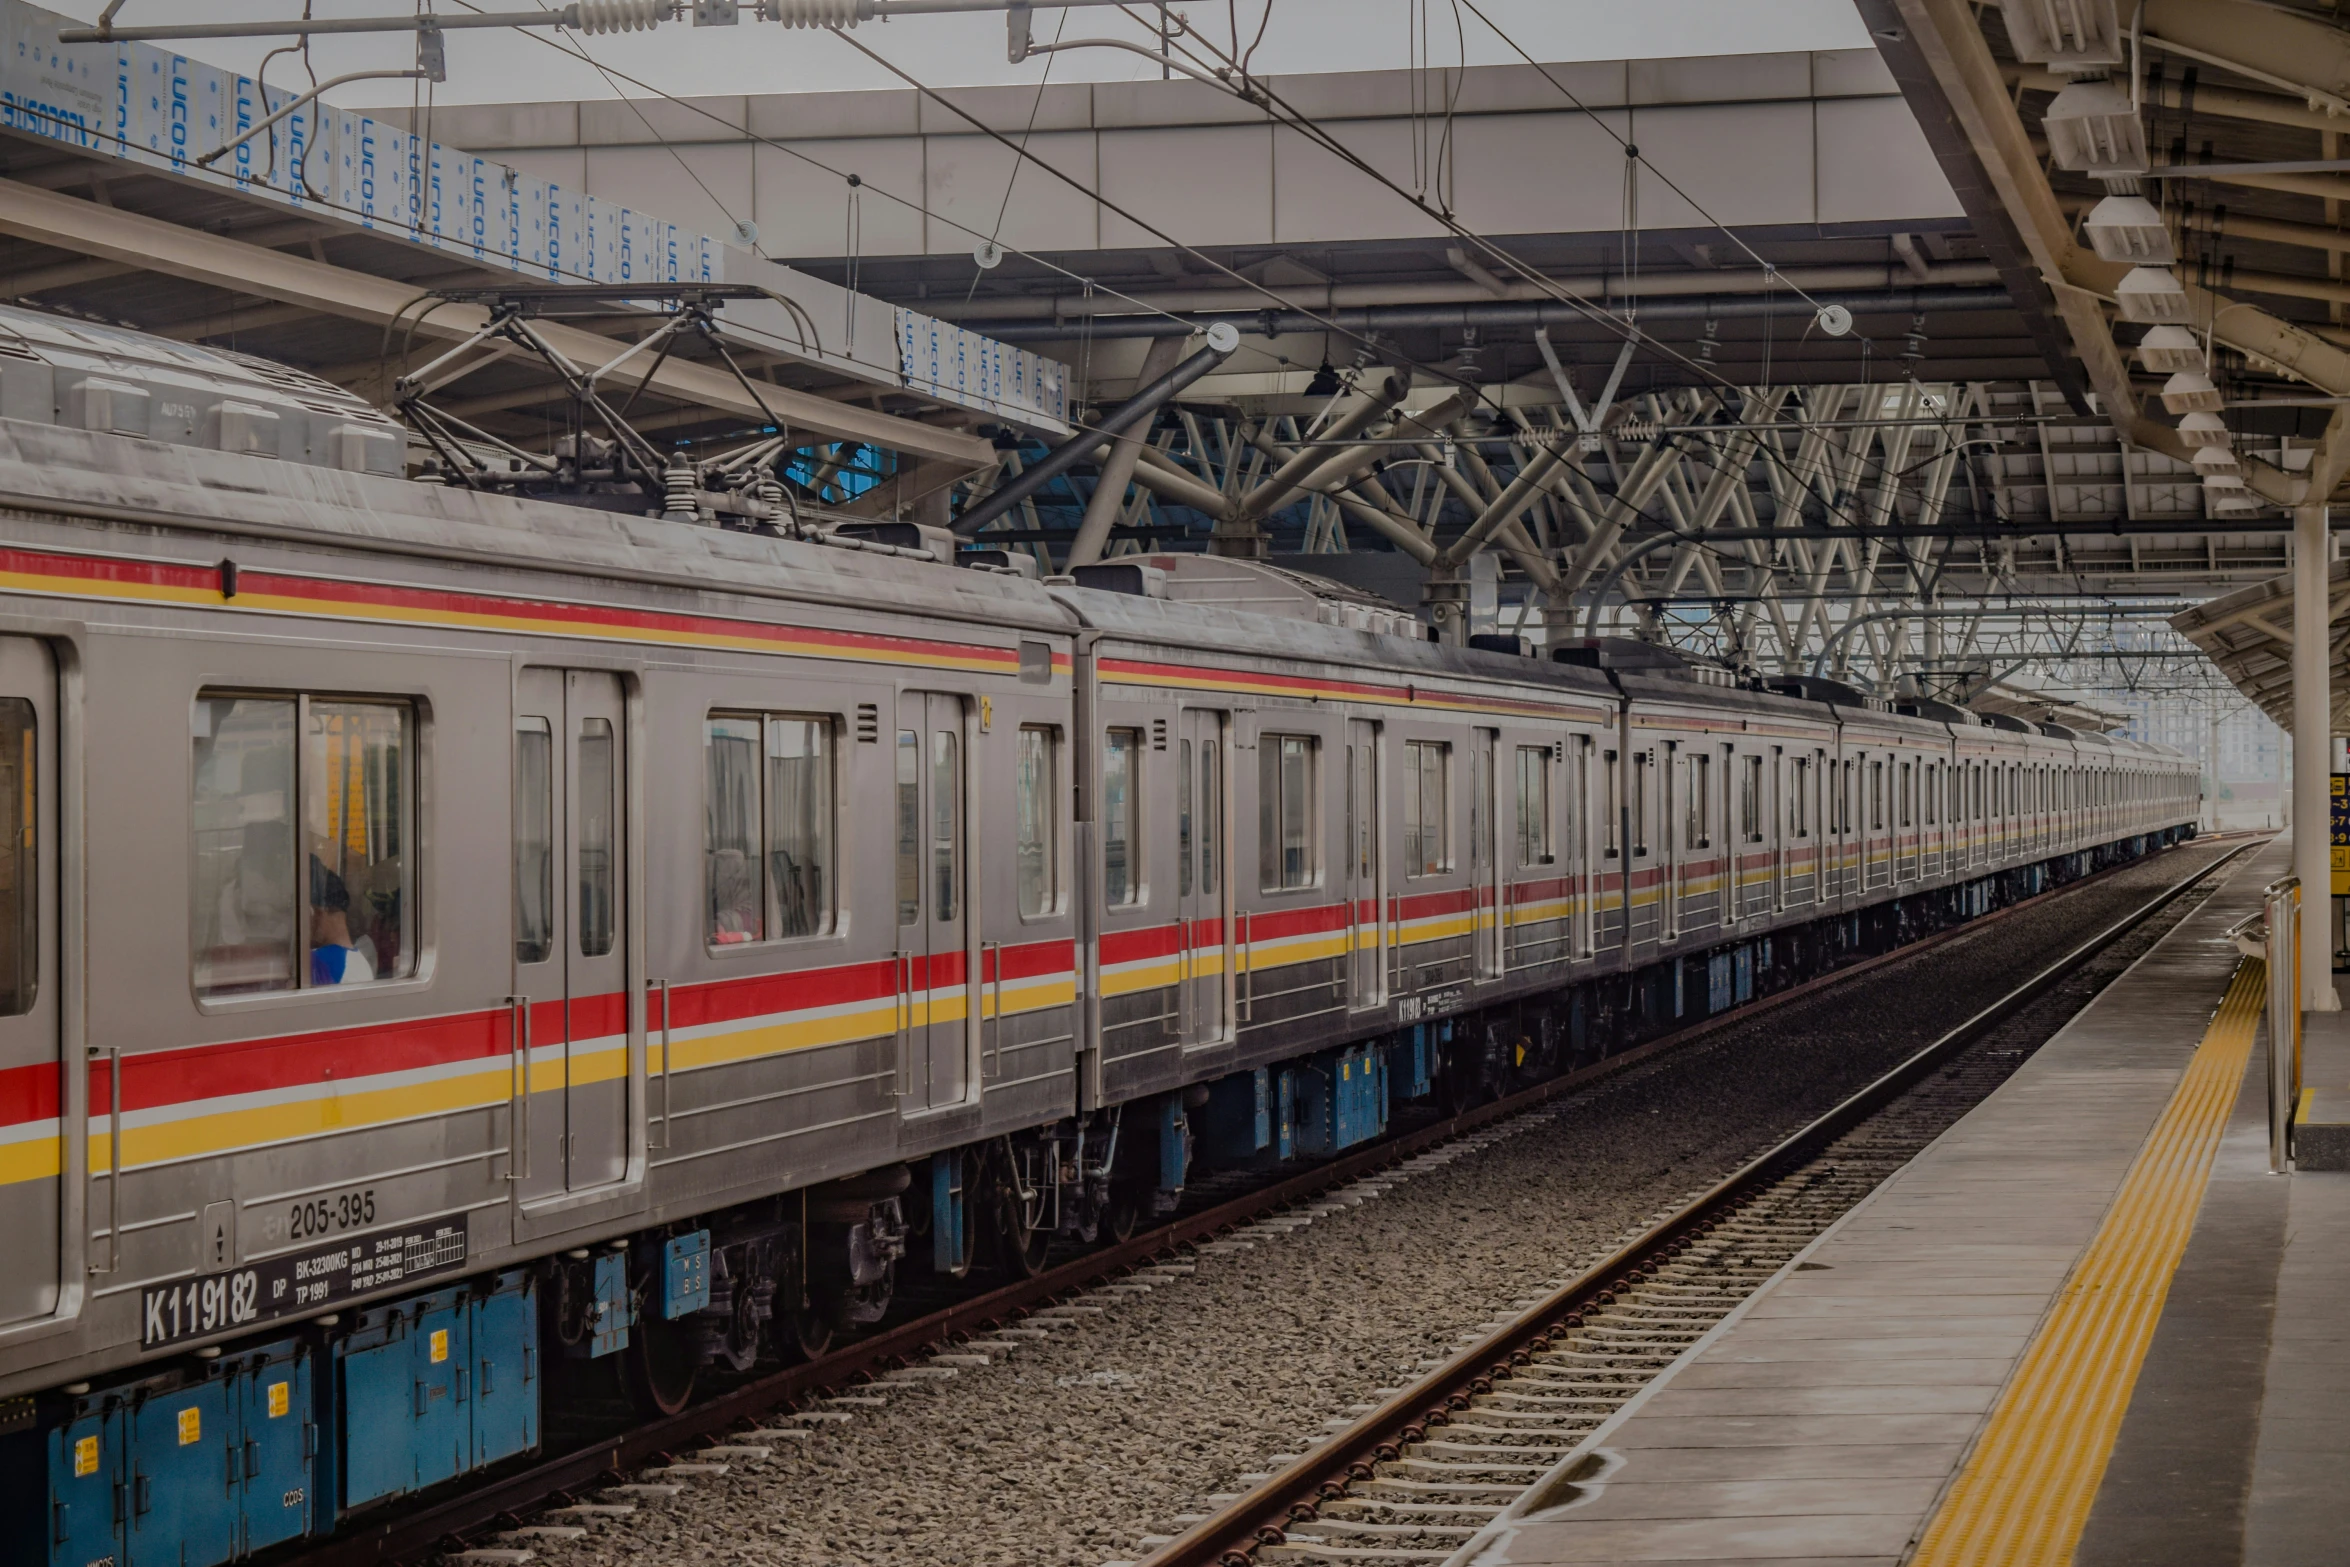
[309,858,376,985]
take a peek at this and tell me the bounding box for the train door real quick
[514,669,630,1200]
[1573,736,1595,959]
[1177,709,1228,1047]
[1659,743,1679,942]
[0,641,54,1322]
[1346,718,1385,1009]
[896,692,971,1112]
[1471,729,1500,978]
[1767,747,1785,914]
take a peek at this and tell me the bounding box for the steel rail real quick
[1143,835,2257,1567]
[287,836,2232,1566]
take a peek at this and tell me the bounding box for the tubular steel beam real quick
[951,327,1237,536]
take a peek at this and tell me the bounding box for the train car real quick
[0,308,2200,1567]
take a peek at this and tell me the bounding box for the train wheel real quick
[1102,1183,1144,1245]
[986,1156,1054,1277]
[781,1303,833,1362]
[624,1314,699,1417]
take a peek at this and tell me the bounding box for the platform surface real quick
[1459,838,2350,1567]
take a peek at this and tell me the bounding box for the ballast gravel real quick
[488,843,2239,1567]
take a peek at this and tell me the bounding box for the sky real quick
[36,2,1875,105]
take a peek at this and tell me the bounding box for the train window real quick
[707,714,836,946]
[1791,757,1810,837]
[1603,750,1621,857]
[1515,746,1555,866]
[0,699,31,1016]
[1740,756,1763,843]
[515,718,554,964]
[1404,740,1450,877]
[194,693,415,998]
[1017,726,1059,919]
[1259,733,1319,891]
[932,730,959,922]
[1900,763,1914,829]
[1869,762,1884,832]
[769,718,834,938]
[1103,727,1140,906]
[1631,752,1651,856]
[195,697,298,994]
[307,702,412,986]
[578,719,617,957]
[1179,739,1193,899]
[1684,753,1709,850]
[896,731,920,927]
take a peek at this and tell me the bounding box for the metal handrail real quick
[90,1046,120,1275]
[981,941,1003,1078]
[505,997,531,1183]
[651,979,672,1151]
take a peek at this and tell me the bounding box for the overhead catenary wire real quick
[821,12,1973,554]
[131,0,2177,627]
[451,0,1997,554]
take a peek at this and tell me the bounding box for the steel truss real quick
[958,372,2297,698]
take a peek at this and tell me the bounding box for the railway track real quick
[289,841,2247,1567]
[1142,838,2256,1567]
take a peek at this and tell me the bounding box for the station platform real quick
[1459,837,2350,1567]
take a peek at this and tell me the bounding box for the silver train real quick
[0,309,2197,1566]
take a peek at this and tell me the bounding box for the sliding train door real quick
[0,639,55,1323]
[1346,718,1386,1010]
[1176,708,1229,1048]
[895,691,972,1113]
[514,669,631,1200]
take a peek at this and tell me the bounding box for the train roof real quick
[0,406,1079,638]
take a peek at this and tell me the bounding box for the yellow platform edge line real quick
[1908,956,2268,1567]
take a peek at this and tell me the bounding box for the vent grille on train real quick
[856,704,879,743]
[1151,718,1168,751]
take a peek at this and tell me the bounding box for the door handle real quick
[88,1046,119,1275]
[505,997,530,1183]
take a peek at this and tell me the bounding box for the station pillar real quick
[2294,502,2340,1009]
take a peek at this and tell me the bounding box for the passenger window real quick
[1631,752,1651,855]
[304,701,413,987]
[895,730,920,926]
[578,718,616,957]
[1179,738,1194,900]
[1685,752,1709,850]
[1515,745,1554,866]
[514,718,554,964]
[1016,726,1059,919]
[0,699,33,1016]
[1258,733,1318,891]
[1603,749,1622,857]
[1791,757,1810,837]
[1741,755,1762,843]
[194,692,415,998]
[769,717,834,938]
[931,729,959,922]
[1404,739,1450,877]
[705,712,836,947]
[1103,727,1140,906]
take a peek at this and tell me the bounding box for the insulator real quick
[663,456,701,522]
[761,0,873,26]
[569,0,668,35]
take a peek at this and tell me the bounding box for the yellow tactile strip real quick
[1909,957,2269,1567]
